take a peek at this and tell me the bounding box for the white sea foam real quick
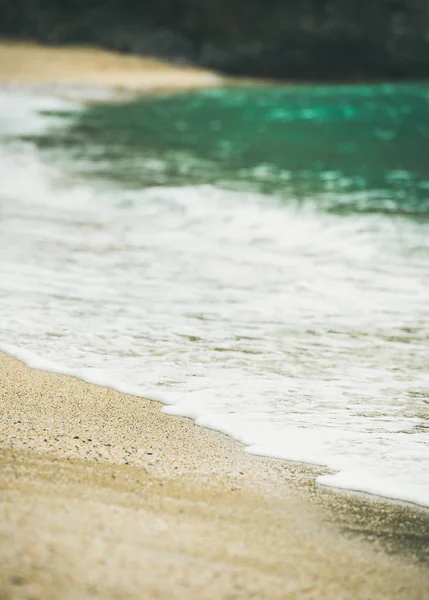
[0,87,77,136]
[0,89,428,507]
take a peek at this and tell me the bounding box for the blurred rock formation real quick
[1,0,428,80]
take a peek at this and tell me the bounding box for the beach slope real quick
[1,351,428,600]
[0,41,222,92]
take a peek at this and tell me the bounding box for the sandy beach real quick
[1,351,429,600]
[0,41,428,600]
[0,41,223,92]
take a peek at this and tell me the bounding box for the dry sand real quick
[0,40,223,92]
[1,351,429,600]
[0,41,428,600]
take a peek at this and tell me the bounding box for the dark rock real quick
[1,0,428,80]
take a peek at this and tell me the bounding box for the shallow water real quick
[0,85,428,506]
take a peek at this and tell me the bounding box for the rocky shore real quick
[1,1,429,80]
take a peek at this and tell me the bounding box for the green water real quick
[41,82,429,217]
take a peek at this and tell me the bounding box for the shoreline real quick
[1,41,429,598]
[0,40,225,93]
[0,39,276,96]
[1,349,429,599]
[2,343,428,513]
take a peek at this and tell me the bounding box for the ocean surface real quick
[0,84,428,506]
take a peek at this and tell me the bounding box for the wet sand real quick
[0,41,428,600]
[1,351,429,600]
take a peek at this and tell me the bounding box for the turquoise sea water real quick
[44,83,429,214]
[1,83,428,505]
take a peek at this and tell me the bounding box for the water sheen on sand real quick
[0,85,428,506]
